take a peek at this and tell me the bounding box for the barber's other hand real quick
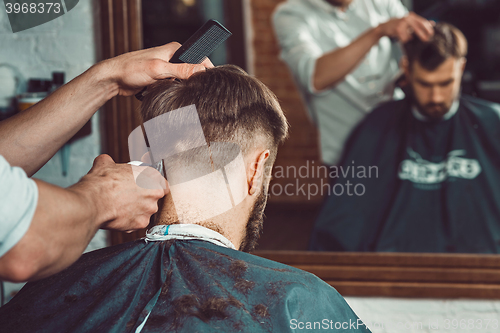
[97,42,214,96]
[69,154,168,232]
[378,12,434,43]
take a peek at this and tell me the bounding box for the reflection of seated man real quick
[0,66,370,332]
[309,23,500,253]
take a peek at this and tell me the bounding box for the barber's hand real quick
[97,42,214,96]
[378,12,434,43]
[69,154,168,232]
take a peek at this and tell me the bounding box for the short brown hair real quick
[404,22,468,71]
[140,65,289,167]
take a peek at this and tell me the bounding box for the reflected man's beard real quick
[238,186,268,252]
[409,87,452,121]
[418,102,449,121]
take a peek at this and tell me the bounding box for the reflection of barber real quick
[0,43,213,282]
[273,0,434,165]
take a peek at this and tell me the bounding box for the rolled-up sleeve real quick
[0,155,38,257]
[383,0,409,18]
[272,6,325,95]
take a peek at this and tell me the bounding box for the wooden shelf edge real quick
[331,281,500,299]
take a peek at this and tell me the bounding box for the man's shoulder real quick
[74,239,331,290]
[461,95,500,118]
[200,242,332,287]
[0,240,365,333]
[192,242,347,300]
[359,99,409,128]
[371,98,408,114]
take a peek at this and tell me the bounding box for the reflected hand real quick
[379,12,434,43]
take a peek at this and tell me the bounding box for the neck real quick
[155,194,251,249]
[146,224,237,249]
[411,99,460,122]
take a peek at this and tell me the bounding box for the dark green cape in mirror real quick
[0,239,370,332]
[310,96,500,253]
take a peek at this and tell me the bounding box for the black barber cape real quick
[309,96,500,253]
[0,237,370,332]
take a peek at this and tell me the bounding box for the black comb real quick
[135,19,232,101]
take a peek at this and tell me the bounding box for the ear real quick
[401,56,410,78]
[460,57,467,71]
[247,150,270,196]
[140,151,153,165]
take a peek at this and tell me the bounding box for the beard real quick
[417,102,450,121]
[238,186,268,253]
[409,88,453,122]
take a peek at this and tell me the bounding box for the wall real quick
[0,0,106,303]
[0,0,106,251]
[251,0,326,204]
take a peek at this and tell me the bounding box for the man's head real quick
[140,65,288,252]
[402,22,468,121]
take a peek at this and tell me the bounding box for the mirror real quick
[255,0,500,254]
[99,0,500,298]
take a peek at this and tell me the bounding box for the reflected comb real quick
[135,19,232,101]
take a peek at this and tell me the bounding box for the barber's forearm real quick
[313,26,383,91]
[0,155,166,283]
[0,62,117,176]
[0,180,101,282]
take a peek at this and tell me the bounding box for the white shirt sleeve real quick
[0,155,38,257]
[272,5,325,95]
[382,0,409,18]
